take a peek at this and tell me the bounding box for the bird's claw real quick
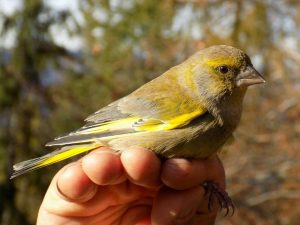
[202,181,235,216]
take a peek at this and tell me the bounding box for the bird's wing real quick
[85,69,207,131]
[47,69,207,146]
[84,96,206,131]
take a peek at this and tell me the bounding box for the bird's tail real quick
[10,143,101,179]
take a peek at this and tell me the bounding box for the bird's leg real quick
[201,181,235,216]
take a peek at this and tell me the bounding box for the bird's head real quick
[192,45,265,98]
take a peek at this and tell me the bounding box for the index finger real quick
[161,155,225,190]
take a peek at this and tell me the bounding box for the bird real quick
[11,45,265,179]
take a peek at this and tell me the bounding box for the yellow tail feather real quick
[11,144,101,179]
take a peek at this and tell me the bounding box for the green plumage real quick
[11,45,265,178]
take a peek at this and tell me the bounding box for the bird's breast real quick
[170,90,246,159]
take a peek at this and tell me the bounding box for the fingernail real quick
[56,163,97,202]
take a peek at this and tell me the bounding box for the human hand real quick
[37,147,225,225]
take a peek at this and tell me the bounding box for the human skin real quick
[37,147,225,225]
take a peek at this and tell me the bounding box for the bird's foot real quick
[201,181,235,216]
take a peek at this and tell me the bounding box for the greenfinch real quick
[11,45,265,178]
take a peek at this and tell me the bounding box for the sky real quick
[0,0,83,50]
[0,0,22,16]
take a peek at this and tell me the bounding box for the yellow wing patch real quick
[75,108,205,134]
[135,109,205,131]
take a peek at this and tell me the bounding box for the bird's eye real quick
[218,65,229,74]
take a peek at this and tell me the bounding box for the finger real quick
[120,205,151,225]
[161,155,225,190]
[152,186,217,225]
[42,164,128,217]
[203,155,226,188]
[121,147,162,188]
[82,148,126,185]
[56,162,98,202]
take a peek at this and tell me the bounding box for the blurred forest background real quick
[0,0,299,224]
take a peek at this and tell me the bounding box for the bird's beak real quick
[235,66,266,87]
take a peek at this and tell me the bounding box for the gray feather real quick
[85,99,130,123]
[46,129,137,147]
